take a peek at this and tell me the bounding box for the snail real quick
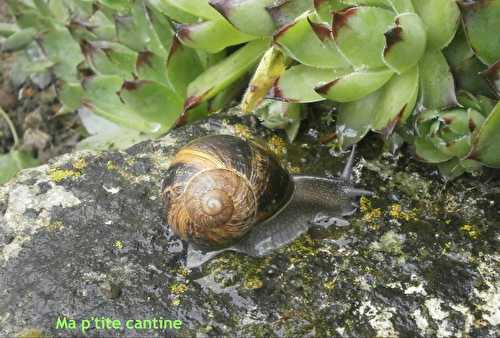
[161,134,371,268]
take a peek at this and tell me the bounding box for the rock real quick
[0,115,499,337]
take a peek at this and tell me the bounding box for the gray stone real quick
[0,115,499,337]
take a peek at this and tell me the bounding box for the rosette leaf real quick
[414,95,500,179]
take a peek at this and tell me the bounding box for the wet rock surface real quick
[0,115,499,337]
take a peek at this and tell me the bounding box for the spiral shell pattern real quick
[162,134,293,249]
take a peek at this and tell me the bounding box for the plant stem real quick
[0,106,19,147]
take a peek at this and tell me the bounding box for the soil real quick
[0,5,85,163]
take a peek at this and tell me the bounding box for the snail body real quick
[162,134,370,268]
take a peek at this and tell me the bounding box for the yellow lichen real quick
[49,169,81,183]
[360,196,372,213]
[113,240,124,249]
[267,135,287,158]
[106,160,117,171]
[233,124,253,139]
[170,282,188,295]
[171,297,181,306]
[176,266,190,277]
[286,235,318,264]
[286,163,302,174]
[460,223,480,240]
[363,208,382,222]
[47,221,64,232]
[16,329,48,338]
[244,275,264,289]
[72,158,87,171]
[323,280,337,290]
[388,204,417,221]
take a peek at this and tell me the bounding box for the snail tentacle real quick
[341,144,357,181]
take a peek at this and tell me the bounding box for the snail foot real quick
[344,187,374,197]
[310,213,350,228]
[186,244,228,269]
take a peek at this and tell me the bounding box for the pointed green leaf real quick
[241,47,287,112]
[42,28,84,83]
[461,0,500,66]
[443,28,493,97]
[332,6,395,68]
[437,159,466,181]
[88,10,116,41]
[0,150,40,185]
[270,65,350,103]
[336,90,382,147]
[177,19,256,53]
[414,137,453,163]
[372,66,419,132]
[132,0,171,57]
[314,0,353,22]
[412,0,460,50]
[1,28,36,52]
[98,0,132,12]
[185,39,268,110]
[83,76,168,133]
[482,61,500,97]
[274,12,349,69]
[470,101,500,167]
[341,0,414,12]
[58,82,84,113]
[209,0,276,36]
[118,80,184,132]
[382,13,426,74]
[81,40,137,79]
[149,0,198,23]
[315,68,394,102]
[209,78,248,113]
[266,0,314,28]
[166,38,205,97]
[256,100,302,141]
[6,0,50,30]
[161,0,222,20]
[135,51,170,87]
[0,23,19,37]
[419,49,457,110]
[77,127,150,151]
[115,15,147,51]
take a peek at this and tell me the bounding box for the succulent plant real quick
[167,0,464,146]
[3,0,212,139]
[444,1,500,99]
[414,92,500,179]
[1,0,500,180]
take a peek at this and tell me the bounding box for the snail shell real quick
[162,134,371,267]
[161,135,293,250]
